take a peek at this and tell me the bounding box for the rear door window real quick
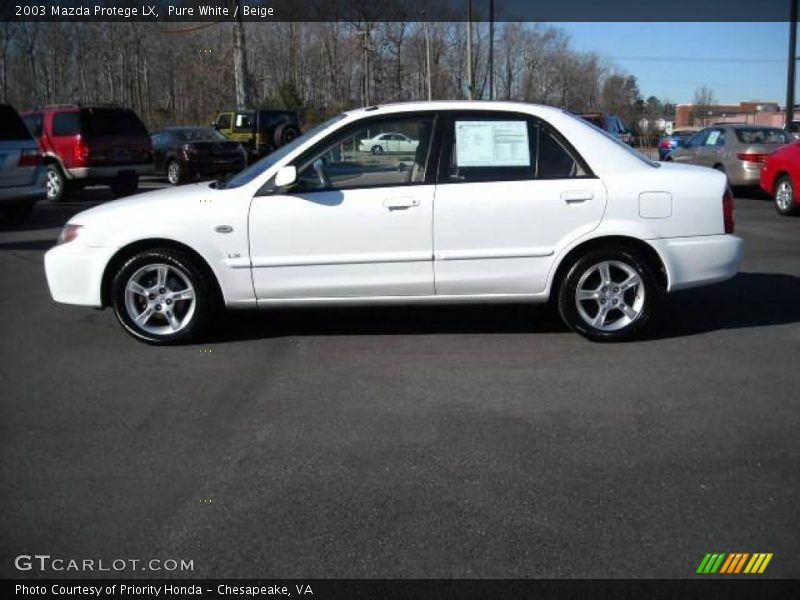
[52,112,81,137]
[0,106,33,140]
[441,112,589,183]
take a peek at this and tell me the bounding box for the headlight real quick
[57,224,83,245]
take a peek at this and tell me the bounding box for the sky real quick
[555,22,793,106]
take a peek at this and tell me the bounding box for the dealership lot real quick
[0,182,798,578]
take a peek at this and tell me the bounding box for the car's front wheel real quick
[111,248,216,344]
[774,175,799,216]
[558,248,661,342]
[371,145,383,155]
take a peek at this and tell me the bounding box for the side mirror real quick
[274,165,297,189]
[212,121,219,130]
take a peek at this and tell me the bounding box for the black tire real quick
[111,247,217,345]
[2,202,34,223]
[166,159,183,185]
[110,174,139,197]
[557,247,662,342]
[371,145,383,155]
[274,123,300,147]
[774,174,800,216]
[45,163,66,202]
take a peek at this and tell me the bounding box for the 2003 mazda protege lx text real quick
[44,101,743,344]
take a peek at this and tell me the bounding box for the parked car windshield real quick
[171,128,227,142]
[81,108,148,136]
[734,127,791,144]
[221,113,346,189]
[0,105,34,140]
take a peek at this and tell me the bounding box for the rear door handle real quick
[384,197,420,209]
[561,191,594,203]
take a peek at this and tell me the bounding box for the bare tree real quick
[693,85,716,127]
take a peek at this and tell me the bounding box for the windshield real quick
[222,114,346,189]
[566,110,659,167]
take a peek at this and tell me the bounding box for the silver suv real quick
[0,104,46,222]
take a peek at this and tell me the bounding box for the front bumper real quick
[44,241,118,307]
[650,234,744,292]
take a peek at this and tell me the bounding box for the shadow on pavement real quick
[208,272,799,343]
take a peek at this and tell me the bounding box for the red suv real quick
[22,104,153,201]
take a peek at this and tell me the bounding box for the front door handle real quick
[561,191,594,203]
[384,197,420,210]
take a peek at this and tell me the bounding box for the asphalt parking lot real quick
[0,179,798,579]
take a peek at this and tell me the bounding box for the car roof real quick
[344,100,568,120]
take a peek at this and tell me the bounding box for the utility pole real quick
[488,0,495,100]
[466,0,473,100]
[787,0,798,127]
[423,18,432,100]
[357,28,370,107]
[232,0,253,109]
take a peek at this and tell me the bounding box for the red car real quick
[760,140,800,216]
[22,104,153,202]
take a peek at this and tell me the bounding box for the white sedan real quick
[44,101,743,344]
[358,132,419,154]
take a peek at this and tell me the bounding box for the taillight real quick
[73,137,90,163]
[737,152,769,163]
[17,149,42,167]
[723,187,735,234]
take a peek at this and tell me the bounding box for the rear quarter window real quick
[52,112,81,136]
[0,106,34,140]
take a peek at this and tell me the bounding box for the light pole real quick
[787,0,798,127]
[488,0,495,100]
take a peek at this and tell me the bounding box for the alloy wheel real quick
[123,263,196,335]
[776,179,793,212]
[575,260,646,332]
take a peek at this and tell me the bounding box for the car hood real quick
[68,181,214,226]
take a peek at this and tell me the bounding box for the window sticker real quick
[706,130,720,146]
[455,120,530,167]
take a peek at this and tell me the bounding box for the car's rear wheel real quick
[111,248,216,344]
[45,164,65,202]
[110,174,139,197]
[371,145,383,155]
[774,175,799,216]
[166,159,183,185]
[558,247,661,342]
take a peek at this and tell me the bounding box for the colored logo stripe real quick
[697,553,773,574]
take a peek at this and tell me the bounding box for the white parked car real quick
[358,132,419,154]
[44,101,743,344]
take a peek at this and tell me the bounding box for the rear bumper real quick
[726,161,763,186]
[0,179,46,205]
[66,163,154,180]
[44,241,117,307]
[651,234,744,292]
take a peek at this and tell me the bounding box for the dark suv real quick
[22,104,154,201]
[213,109,301,161]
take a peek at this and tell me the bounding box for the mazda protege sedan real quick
[44,102,743,344]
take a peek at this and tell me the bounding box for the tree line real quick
[0,20,676,131]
